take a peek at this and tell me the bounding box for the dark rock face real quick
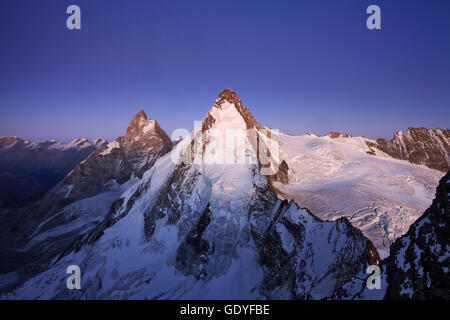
[385,171,450,299]
[176,204,213,280]
[366,128,450,172]
[268,160,289,185]
[143,162,199,237]
[0,137,107,207]
[250,196,379,299]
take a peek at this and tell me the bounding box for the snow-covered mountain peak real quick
[203,89,263,133]
[68,137,90,148]
[174,90,282,180]
[71,137,88,143]
[93,137,108,148]
[207,100,247,131]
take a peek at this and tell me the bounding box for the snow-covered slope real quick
[1,89,382,300]
[274,132,443,258]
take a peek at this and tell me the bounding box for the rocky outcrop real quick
[385,171,449,299]
[268,160,289,185]
[366,128,450,172]
[325,132,352,139]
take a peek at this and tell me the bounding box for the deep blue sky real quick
[1,0,449,142]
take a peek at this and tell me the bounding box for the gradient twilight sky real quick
[0,0,449,142]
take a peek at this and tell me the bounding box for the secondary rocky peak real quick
[32,110,173,214]
[109,111,173,168]
[124,110,171,147]
[126,110,150,136]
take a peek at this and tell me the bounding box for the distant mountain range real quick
[0,89,448,299]
[0,137,107,207]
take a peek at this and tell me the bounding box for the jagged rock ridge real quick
[366,128,450,172]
